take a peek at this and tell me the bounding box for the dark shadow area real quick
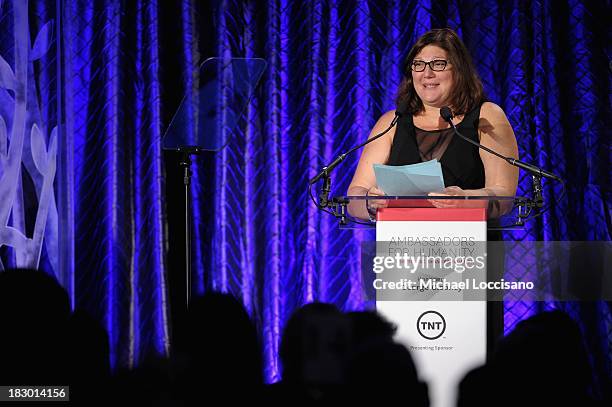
[458,310,608,407]
[2,271,609,406]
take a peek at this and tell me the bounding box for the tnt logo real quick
[416,311,446,340]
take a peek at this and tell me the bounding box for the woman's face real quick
[411,45,454,109]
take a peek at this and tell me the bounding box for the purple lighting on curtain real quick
[102,1,121,370]
[261,0,284,383]
[241,0,257,315]
[531,0,562,242]
[539,0,567,240]
[414,0,432,39]
[346,0,374,310]
[132,0,145,367]
[304,0,323,304]
[499,0,539,332]
[131,0,171,362]
[214,4,231,293]
[64,0,171,369]
[317,0,338,304]
[50,0,609,386]
[145,0,171,358]
[180,0,206,297]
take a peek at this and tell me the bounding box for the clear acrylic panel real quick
[337,195,525,230]
[163,57,267,151]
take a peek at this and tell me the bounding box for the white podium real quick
[375,207,487,407]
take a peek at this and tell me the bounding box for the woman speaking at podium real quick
[347,28,518,355]
[347,28,519,220]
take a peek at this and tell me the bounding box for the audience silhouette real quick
[458,310,601,407]
[0,269,606,406]
[0,269,71,385]
[67,309,110,403]
[346,311,428,406]
[172,292,263,403]
[270,302,350,404]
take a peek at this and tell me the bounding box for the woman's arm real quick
[428,102,519,217]
[346,110,398,219]
[476,102,520,215]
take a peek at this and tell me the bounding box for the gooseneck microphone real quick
[439,106,563,182]
[309,102,408,185]
[309,102,408,208]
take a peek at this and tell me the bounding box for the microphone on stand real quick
[439,106,563,182]
[310,102,408,185]
[310,102,409,208]
[439,106,563,208]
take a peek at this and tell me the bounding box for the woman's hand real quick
[366,186,389,214]
[428,186,472,208]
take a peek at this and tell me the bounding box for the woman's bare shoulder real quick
[379,109,399,123]
[368,109,400,139]
[480,102,508,122]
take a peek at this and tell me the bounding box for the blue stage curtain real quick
[61,0,170,369]
[47,0,610,384]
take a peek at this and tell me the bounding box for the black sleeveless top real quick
[387,104,485,189]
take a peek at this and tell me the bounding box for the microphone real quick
[440,106,454,122]
[309,101,408,185]
[439,106,563,182]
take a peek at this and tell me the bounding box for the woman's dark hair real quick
[396,28,486,116]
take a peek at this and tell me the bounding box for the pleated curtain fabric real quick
[22,0,609,383]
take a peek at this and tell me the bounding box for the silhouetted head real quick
[347,310,396,349]
[347,341,428,406]
[0,269,71,383]
[181,292,262,389]
[67,309,111,399]
[492,310,593,404]
[279,302,350,385]
[457,365,494,407]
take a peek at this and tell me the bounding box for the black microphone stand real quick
[178,146,201,307]
[309,111,402,225]
[440,107,563,225]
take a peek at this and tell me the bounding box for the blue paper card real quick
[373,160,445,195]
